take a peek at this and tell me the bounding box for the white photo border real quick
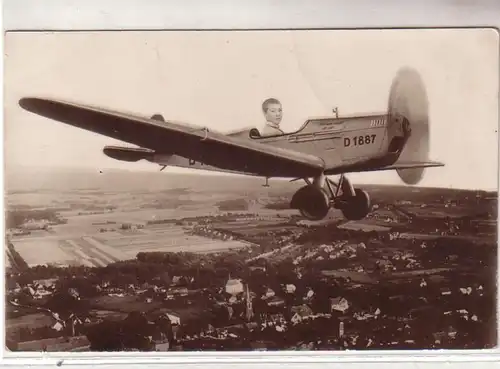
[1,0,499,367]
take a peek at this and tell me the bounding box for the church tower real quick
[245,283,254,321]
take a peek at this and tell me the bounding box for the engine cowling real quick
[290,185,330,220]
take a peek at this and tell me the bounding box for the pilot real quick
[261,98,284,136]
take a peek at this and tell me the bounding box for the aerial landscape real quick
[3,26,499,354]
[4,168,497,351]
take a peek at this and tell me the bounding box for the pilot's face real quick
[265,103,283,125]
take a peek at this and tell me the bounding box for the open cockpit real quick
[245,116,351,140]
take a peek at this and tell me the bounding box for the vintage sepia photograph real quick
[3,29,498,352]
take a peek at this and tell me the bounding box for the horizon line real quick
[4,164,498,193]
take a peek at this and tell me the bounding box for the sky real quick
[4,29,499,190]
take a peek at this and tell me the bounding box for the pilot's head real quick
[262,98,282,126]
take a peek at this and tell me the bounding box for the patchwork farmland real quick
[10,223,251,268]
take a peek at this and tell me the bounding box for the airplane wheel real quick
[341,188,371,221]
[300,206,329,221]
[291,185,330,221]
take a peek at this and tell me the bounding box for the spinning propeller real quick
[387,67,431,185]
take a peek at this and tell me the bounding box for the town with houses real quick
[6,225,495,350]
[4,177,497,352]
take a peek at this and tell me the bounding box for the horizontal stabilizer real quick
[103,146,155,162]
[385,160,444,170]
[392,160,444,185]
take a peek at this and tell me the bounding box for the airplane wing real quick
[19,97,325,178]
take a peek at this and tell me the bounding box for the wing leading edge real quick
[19,97,325,178]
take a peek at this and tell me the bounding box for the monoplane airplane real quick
[19,67,443,221]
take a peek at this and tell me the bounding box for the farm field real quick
[89,295,205,323]
[90,295,163,313]
[12,238,76,267]
[7,169,497,268]
[10,222,251,267]
[5,313,53,331]
[16,336,90,352]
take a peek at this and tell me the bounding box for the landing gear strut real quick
[290,173,371,221]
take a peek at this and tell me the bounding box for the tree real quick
[123,311,149,335]
[86,313,156,352]
[44,289,85,318]
[58,276,98,298]
[155,315,174,342]
[86,320,124,351]
[155,271,171,287]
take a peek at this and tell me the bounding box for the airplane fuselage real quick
[145,113,399,177]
